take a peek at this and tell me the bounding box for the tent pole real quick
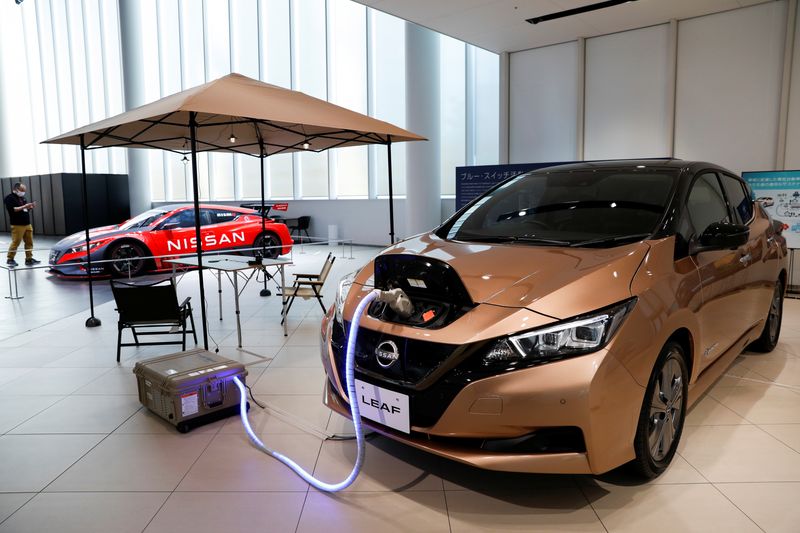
[387,136,395,244]
[189,112,209,350]
[258,134,271,297]
[80,134,101,328]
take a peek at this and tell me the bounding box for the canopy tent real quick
[44,72,425,347]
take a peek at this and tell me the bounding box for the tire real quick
[254,232,281,259]
[749,279,784,353]
[106,241,148,277]
[632,341,689,479]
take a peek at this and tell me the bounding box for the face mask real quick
[15,190,25,198]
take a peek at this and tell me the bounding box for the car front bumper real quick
[319,308,647,475]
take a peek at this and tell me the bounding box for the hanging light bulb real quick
[229,133,237,143]
[182,154,189,165]
[303,140,310,150]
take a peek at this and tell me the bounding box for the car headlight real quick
[66,240,105,255]
[334,271,358,323]
[482,298,637,368]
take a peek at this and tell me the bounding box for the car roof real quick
[531,158,735,175]
[159,204,256,214]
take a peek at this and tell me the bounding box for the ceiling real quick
[354,0,774,53]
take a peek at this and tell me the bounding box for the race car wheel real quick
[748,278,784,353]
[107,241,148,277]
[254,232,281,259]
[632,341,688,479]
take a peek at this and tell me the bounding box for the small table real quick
[165,254,293,346]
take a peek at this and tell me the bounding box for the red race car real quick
[49,204,293,277]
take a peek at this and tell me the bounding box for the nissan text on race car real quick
[49,204,293,277]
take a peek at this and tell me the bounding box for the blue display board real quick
[455,162,571,210]
[742,170,800,249]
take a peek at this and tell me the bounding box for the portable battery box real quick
[133,348,248,433]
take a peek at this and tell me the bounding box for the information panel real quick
[742,170,800,249]
[455,162,571,211]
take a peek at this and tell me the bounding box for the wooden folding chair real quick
[281,253,336,324]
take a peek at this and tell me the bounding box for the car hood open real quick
[356,233,650,320]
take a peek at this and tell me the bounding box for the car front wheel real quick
[107,241,148,277]
[632,341,688,479]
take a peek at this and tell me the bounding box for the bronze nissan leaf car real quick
[320,160,789,478]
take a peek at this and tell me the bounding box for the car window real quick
[686,173,730,237]
[439,168,677,246]
[163,209,198,229]
[208,209,239,224]
[118,208,167,230]
[721,175,753,224]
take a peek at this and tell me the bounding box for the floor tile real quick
[679,425,800,482]
[144,492,305,533]
[586,453,706,485]
[10,395,140,434]
[73,367,140,395]
[0,367,110,395]
[252,365,327,395]
[685,394,749,426]
[270,345,323,368]
[0,493,35,524]
[0,395,64,434]
[446,487,605,532]
[0,368,34,387]
[582,483,761,533]
[716,482,800,533]
[46,433,214,492]
[219,394,331,436]
[113,407,228,435]
[0,434,104,492]
[312,438,444,492]
[759,424,800,453]
[296,491,450,533]
[0,492,168,533]
[177,433,321,492]
[709,382,800,424]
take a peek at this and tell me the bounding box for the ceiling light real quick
[526,0,637,25]
[303,141,310,150]
[229,133,237,143]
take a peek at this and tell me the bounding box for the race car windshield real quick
[118,208,168,230]
[440,168,678,247]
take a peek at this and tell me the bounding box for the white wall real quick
[508,1,797,176]
[674,1,788,174]
[509,41,579,163]
[584,24,672,160]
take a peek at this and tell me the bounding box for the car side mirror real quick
[159,222,180,231]
[690,222,749,254]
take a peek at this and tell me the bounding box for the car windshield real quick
[118,209,168,230]
[440,168,678,247]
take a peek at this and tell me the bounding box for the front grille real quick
[331,319,493,427]
[333,320,460,387]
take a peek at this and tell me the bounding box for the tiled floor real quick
[1,243,800,532]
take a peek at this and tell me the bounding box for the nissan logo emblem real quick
[375,340,400,368]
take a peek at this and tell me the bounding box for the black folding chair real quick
[289,216,311,243]
[111,276,197,362]
[281,253,335,324]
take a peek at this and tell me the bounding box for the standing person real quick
[4,182,40,267]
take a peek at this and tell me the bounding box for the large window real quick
[1,0,499,203]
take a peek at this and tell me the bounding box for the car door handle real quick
[739,253,752,265]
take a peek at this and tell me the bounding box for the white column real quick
[498,51,510,165]
[118,0,151,216]
[404,23,441,237]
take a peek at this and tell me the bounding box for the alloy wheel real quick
[647,355,684,462]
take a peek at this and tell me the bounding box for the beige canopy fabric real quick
[43,72,425,154]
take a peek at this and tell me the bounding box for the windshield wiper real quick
[570,233,652,247]
[460,235,571,246]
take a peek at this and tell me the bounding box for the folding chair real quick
[281,253,336,324]
[111,276,197,362]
